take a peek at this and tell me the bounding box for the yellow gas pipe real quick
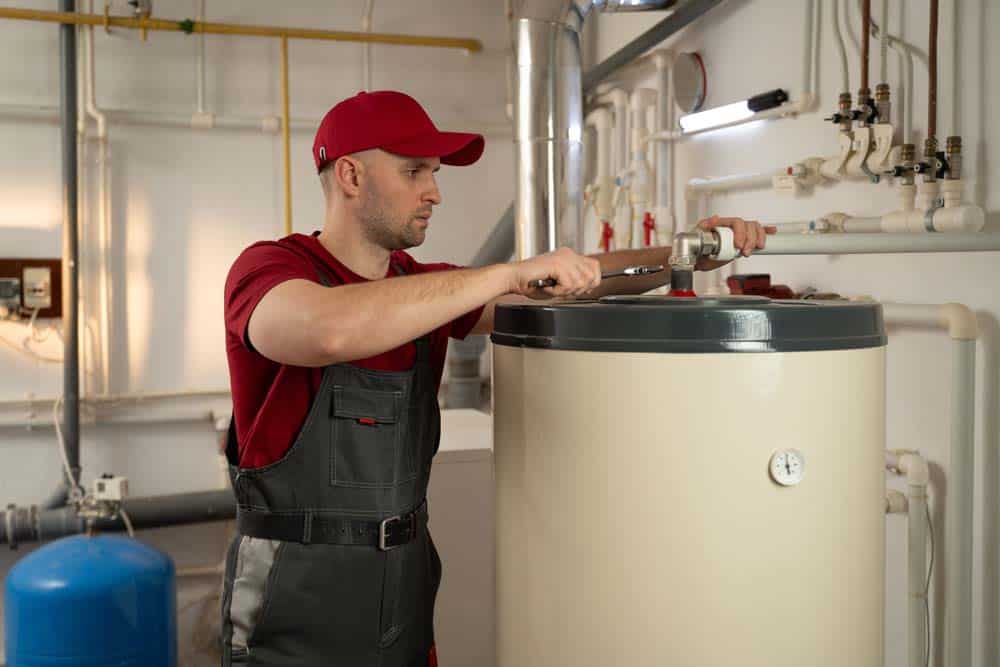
[280,35,292,236]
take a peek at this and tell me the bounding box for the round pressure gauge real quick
[769,449,805,486]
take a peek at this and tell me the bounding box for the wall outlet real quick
[22,266,52,309]
[0,277,18,318]
[0,259,62,318]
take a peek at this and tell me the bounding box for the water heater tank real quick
[491,296,887,667]
[4,534,177,666]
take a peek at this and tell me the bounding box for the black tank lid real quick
[491,296,886,353]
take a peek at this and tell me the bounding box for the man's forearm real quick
[322,264,511,362]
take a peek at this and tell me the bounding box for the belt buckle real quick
[378,513,414,551]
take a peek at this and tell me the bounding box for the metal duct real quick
[514,0,676,259]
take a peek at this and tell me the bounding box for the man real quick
[220,90,770,666]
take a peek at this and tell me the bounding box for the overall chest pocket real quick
[330,386,408,487]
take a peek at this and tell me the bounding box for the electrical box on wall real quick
[0,259,62,318]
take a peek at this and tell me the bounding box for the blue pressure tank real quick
[4,534,176,666]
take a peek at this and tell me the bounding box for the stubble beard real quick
[360,182,426,251]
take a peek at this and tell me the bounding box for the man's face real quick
[358,151,442,250]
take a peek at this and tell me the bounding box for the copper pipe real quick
[0,7,482,52]
[928,0,938,139]
[860,0,870,91]
[280,36,292,237]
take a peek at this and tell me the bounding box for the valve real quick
[642,212,656,247]
[599,221,614,253]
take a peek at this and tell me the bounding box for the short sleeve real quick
[224,243,317,351]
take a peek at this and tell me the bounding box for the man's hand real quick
[508,247,602,299]
[695,215,776,270]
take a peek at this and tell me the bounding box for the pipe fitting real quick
[945,135,962,180]
[939,303,979,340]
[885,489,908,514]
[875,83,891,124]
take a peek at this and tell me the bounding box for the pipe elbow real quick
[585,107,612,130]
[898,453,930,488]
[940,303,979,340]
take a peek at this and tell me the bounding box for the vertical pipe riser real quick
[60,0,81,487]
[947,339,975,667]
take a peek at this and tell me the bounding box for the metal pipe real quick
[860,0,870,91]
[928,0,938,140]
[280,35,292,236]
[59,0,81,490]
[514,13,584,258]
[470,204,515,266]
[754,231,1000,255]
[0,490,236,545]
[0,6,482,52]
[581,0,721,93]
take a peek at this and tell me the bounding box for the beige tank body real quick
[493,345,885,667]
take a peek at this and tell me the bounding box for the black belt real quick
[236,501,427,551]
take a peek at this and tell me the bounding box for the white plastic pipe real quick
[687,170,782,194]
[596,89,629,181]
[0,103,511,137]
[653,51,674,239]
[949,339,976,667]
[0,389,232,429]
[585,107,615,228]
[802,0,816,98]
[585,107,612,183]
[362,0,375,91]
[754,231,1000,255]
[84,0,112,397]
[196,0,207,114]
[880,302,979,667]
[832,0,850,92]
[628,88,656,247]
[886,450,930,667]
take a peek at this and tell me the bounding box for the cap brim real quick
[383,131,485,166]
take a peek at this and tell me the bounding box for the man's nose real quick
[423,177,441,205]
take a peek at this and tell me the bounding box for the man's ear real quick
[334,156,363,198]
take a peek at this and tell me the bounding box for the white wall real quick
[0,0,511,663]
[589,2,998,667]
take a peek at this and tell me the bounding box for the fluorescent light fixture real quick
[679,100,753,133]
[679,88,789,134]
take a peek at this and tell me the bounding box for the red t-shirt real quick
[224,232,485,469]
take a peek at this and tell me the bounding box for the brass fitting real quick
[945,136,962,180]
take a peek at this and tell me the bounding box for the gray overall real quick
[221,262,442,666]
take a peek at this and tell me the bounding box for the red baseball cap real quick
[312,90,485,173]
